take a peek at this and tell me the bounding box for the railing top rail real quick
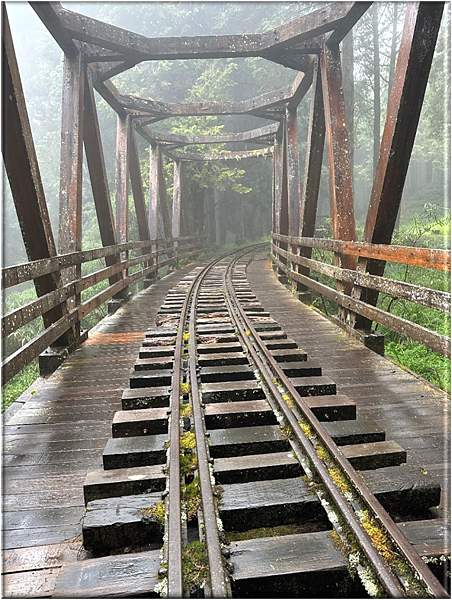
[272,233,451,272]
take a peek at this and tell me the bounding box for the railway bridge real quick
[2,2,450,597]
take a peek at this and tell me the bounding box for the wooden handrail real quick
[1,236,206,385]
[272,233,451,271]
[272,241,451,357]
[2,235,205,288]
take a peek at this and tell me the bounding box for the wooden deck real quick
[2,258,450,598]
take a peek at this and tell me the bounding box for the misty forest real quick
[2,1,451,408]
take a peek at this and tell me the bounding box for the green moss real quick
[180,431,196,451]
[137,501,166,527]
[180,382,191,396]
[182,477,201,521]
[182,541,209,593]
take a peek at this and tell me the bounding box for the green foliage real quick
[2,361,39,412]
[385,341,450,394]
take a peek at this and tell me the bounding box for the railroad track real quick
[54,246,449,598]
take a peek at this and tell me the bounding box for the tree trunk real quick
[372,3,381,177]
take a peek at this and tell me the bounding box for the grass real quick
[1,360,40,412]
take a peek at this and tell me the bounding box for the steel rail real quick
[167,247,263,596]
[188,266,229,597]
[222,249,448,598]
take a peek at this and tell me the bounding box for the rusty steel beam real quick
[40,2,358,62]
[356,2,444,328]
[172,160,182,259]
[141,123,279,147]
[179,162,191,237]
[149,144,160,245]
[114,113,130,290]
[299,59,326,281]
[83,69,121,286]
[273,126,284,237]
[326,2,371,46]
[158,150,173,244]
[285,107,301,239]
[30,1,79,58]
[129,124,152,259]
[58,48,85,339]
[320,43,356,286]
[167,148,273,162]
[2,6,73,345]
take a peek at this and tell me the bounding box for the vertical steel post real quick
[58,47,85,338]
[113,113,130,300]
[321,43,356,323]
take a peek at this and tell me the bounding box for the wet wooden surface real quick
[247,259,450,521]
[2,265,195,597]
[2,257,449,597]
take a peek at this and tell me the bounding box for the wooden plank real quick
[322,419,385,446]
[3,567,60,598]
[3,543,83,574]
[1,240,151,288]
[214,451,302,485]
[209,425,290,458]
[204,400,276,429]
[398,519,450,558]
[102,435,167,469]
[274,244,451,312]
[52,550,161,598]
[83,493,162,555]
[229,532,347,591]
[84,465,166,504]
[342,439,406,470]
[220,477,325,531]
[112,408,168,437]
